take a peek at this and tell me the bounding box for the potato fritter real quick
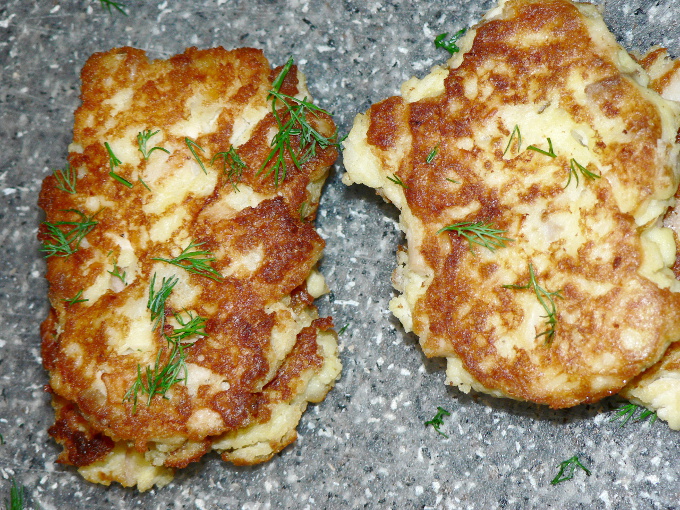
[39,47,341,490]
[343,0,680,408]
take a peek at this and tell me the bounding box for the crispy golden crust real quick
[344,0,680,407]
[39,47,341,487]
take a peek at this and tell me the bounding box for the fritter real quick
[342,0,680,408]
[39,47,341,490]
[620,48,680,429]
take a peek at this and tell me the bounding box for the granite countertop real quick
[1,0,679,508]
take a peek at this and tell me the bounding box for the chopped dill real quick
[425,406,451,438]
[426,144,440,164]
[63,289,88,306]
[147,274,179,331]
[98,0,127,15]
[54,164,77,194]
[6,479,25,510]
[338,324,349,335]
[185,137,208,174]
[610,403,657,427]
[434,28,467,55]
[137,129,170,160]
[40,209,99,258]
[527,137,556,158]
[108,259,127,285]
[566,158,600,188]
[152,240,223,282]
[503,125,522,156]
[386,174,408,188]
[503,263,563,343]
[550,456,591,485]
[437,221,513,254]
[211,146,247,190]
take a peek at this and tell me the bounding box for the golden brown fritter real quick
[39,47,341,490]
[343,0,680,408]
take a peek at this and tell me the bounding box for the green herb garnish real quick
[152,240,223,282]
[137,129,170,160]
[147,274,179,331]
[434,28,466,55]
[54,164,77,194]
[109,171,133,188]
[63,289,88,306]
[386,174,408,188]
[108,259,127,285]
[123,310,207,412]
[211,146,247,190]
[259,58,341,187]
[527,137,556,158]
[6,479,25,510]
[610,403,657,427]
[40,209,99,258]
[503,263,563,343]
[104,142,133,187]
[138,177,151,191]
[503,125,522,156]
[425,406,451,438]
[185,137,208,174]
[98,0,127,15]
[445,177,461,184]
[550,456,591,485]
[426,144,440,164]
[566,158,600,188]
[338,324,349,335]
[437,221,513,254]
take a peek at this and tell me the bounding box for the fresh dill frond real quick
[566,158,600,188]
[124,310,207,412]
[7,479,25,510]
[98,0,127,15]
[211,146,247,190]
[434,28,466,55]
[503,263,563,343]
[446,177,461,184]
[386,174,408,188]
[0,433,4,444]
[426,144,440,164]
[109,171,133,188]
[424,406,451,438]
[610,403,657,427]
[104,142,122,170]
[258,58,341,187]
[138,177,151,191]
[185,137,208,174]
[338,324,349,335]
[152,240,223,282]
[527,137,556,158]
[54,164,77,194]
[147,274,179,331]
[137,129,170,160]
[63,289,88,306]
[40,209,99,258]
[437,221,513,254]
[108,259,127,285]
[550,456,591,485]
[503,125,522,156]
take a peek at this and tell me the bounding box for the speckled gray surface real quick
[1,0,680,508]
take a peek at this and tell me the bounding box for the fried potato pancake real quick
[39,47,341,490]
[343,0,680,408]
[620,48,680,429]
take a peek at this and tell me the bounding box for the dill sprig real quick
[527,138,556,158]
[63,289,88,306]
[259,58,341,187]
[40,209,99,258]
[54,164,77,194]
[503,263,563,343]
[98,0,127,15]
[108,259,127,285]
[426,144,440,164]
[152,240,223,282]
[6,479,25,510]
[610,403,657,427]
[425,406,451,438]
[550,456,591,485]
[566,158,600,188]
[137,129,170,160]
[503,125,522,156]
[104,141,133,187]
[338,324,349,335]
[211,146,247,190]
[147,274,179,331]
[185,137,208,174]
[437,221,513,254]
[446,177,461,184]
[386,174,408,188]
[434,28,466,55]
[123,309,207,412]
